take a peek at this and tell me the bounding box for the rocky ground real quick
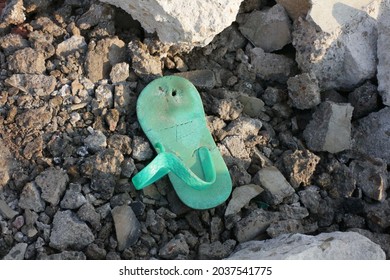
[0,0,389,260]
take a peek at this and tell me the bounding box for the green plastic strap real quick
[132,147,216,191]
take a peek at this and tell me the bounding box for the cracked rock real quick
[303,101,353,153]
[50,210,94,250]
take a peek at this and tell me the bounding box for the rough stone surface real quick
[282,149,320,189]
[225,184,263,216]
[350,159,388,201]
[287,73,321,109]
[85,37,126,82]
[239,4,291,52]
[128,40,162,81]
[250,47,296,83]
[377,2,390,106]
[110,62,129,83]
[234,209,279,243]
[198,240,236,260]
[100,0,243,48]
[352,107,390,163]
[0,199,18,220]
[50,210,94,250]
[293,0,380,90]
[2,243,27,260]
[266,219,305,238]
[5,74,56,96]
[303,101,353,153]
[159,234,189,259]
[8,47,46,74]
[227,231,386,260]
[60,183,87,209]
[253,166,295,205]
[132,136,154,161]
[35,167,69,206]
[348,82,379,119]
[84,130,107,153]
[56,35,87,58]
[112,205,141,251]
[19,182,46,212]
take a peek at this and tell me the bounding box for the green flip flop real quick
[132,76,232,209]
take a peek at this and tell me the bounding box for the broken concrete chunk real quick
[19,182,46,212]
[8,47,46,74]
[2,243,27,260]
[35,167,69,206]
[293,0,380,90]
[303,101,353,153]
[253,166,295,205]
[0,199,18,220]
[239,4,291,52]
[56,35,87,58]
[128,40,162,81]
[348,81,379,119]
[352,107,390,163]
[100,0,243,49]
[287,73,321,109]
[250,48,296,83]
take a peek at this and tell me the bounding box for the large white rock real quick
[99,0,243,49]
[293,0,381,90]
[227,231,386,260]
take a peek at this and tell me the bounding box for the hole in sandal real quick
[171,90,177,97]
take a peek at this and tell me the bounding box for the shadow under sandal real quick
[132,76,232,209]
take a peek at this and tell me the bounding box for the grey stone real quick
[253,166,295,205]
[282,149,320,189]
[303,101,353,153]
[145,209,165,234]
[198,240,236,260]
[276,0,311,21]
[352,107,390,163]
[221,136,250,161]
[326,161,356,199]
[56,35,87,58]
[121,158,136,178]
[0,200,18,220]
[262,87,285,106]
[266,219,305,238]
[5,74,56,96]
[60,183,87,209]
[85,243,107,260]
[287,73,321,109]
[234,208,278,243]
[8,47,46,74]
[159,234,189,259]
[225,184,264,216]
[348,81,379,119]
[237,95,265,118]
[377,2,390,106]
[35,167,69,206]
[174,70,216,90]
[50,210,94,250]
[238,4,291,52]
[111,205,141,251]
[110,62,129,83]
[128,40,162,81]
[279,203,309,220]
[227,231,385,260]
[19,182,46,212]
[77,203,101,230]
[132,136,153,161]
[210,217,223,242]
[85,37,126,82]
[2,243,27,260]
[349,228,390,259]
[350,159,387,201]
[250,47,296,83]
[365,200,390,233]
[84,130,107,153]
[293,1,378,91]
